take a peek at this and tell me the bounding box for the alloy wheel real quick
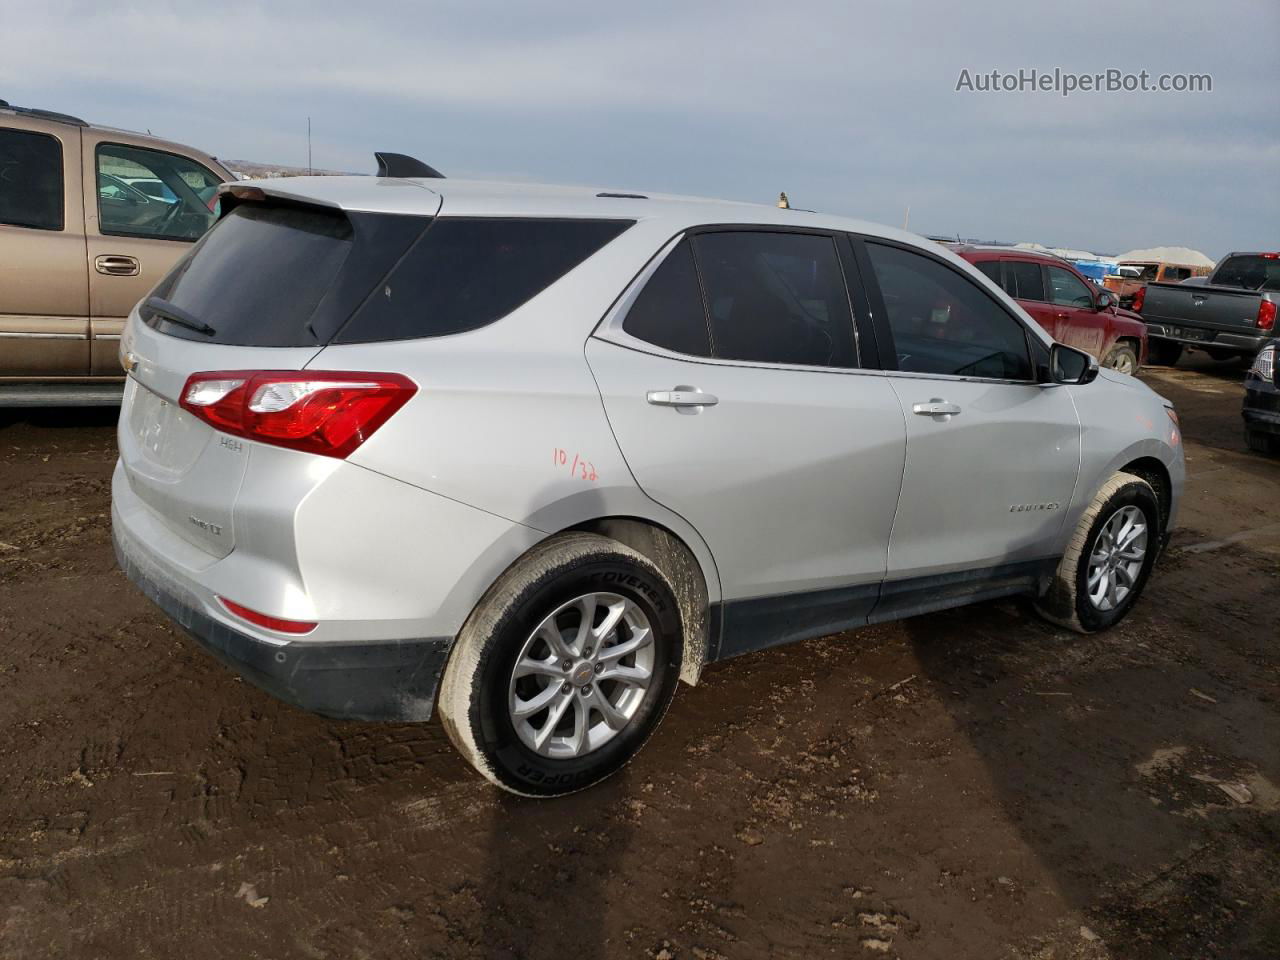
[507,593,655,758]
[1087,505,1148,611]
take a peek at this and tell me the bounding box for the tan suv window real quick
[96,143,221,241]
[0,127,64,230]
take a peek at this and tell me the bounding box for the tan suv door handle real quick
[95,255,140,276]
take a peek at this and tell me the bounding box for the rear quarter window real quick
[0,127,63,230]
[335,218,633,343]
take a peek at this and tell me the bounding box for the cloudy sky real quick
[5,0,1277,258]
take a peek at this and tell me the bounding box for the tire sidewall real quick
[1072,481,1160,631]
[472,552,682,796]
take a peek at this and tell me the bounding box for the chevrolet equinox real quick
[112,171,1185,795]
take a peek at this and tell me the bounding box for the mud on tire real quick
[1035,472,1162,634]
[437,532,683,797]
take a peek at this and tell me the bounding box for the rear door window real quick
[0,127,63,230]
[622,239,711,357]
[95,143,222,241]
[691,231,858,368]
[337,218,632,343]
[1006,261,1047,301]
[865,241,1032,380]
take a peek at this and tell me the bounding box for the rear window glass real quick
[147,204,354,346]
[1213,255,1280,292]
[336,218,632,343]
[0,127,63,230]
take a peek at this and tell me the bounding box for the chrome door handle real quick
[647,389,718,408]
[912,399,961,419]
[95,255,139,276]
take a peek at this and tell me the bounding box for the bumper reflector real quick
[217,596,318,635]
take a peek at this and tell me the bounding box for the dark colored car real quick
[1137,252,1280,366]
[952,246,1148,373]
[1244,340,1280,455]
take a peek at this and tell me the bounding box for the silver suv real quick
[112,171,1185,795]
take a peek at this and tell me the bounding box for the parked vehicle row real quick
[1135,251,1279,366]
[951,245,1148,374]
[111,168,1185,794]
[0,99,230,405]
[1104,259,1211,308]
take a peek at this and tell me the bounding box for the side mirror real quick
[1095,291,1114,311]
[1050,343,1099,385]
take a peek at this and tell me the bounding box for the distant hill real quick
[222,160,355,179]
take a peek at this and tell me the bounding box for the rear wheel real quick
[1035,472,1161,633]
[438,533,682,796]
[1102,343,1139,375]
[1147,340,1183,366]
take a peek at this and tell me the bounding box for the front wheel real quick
[1035,472,1161,633]
[438,533,683,796]
[1102,343,1139,375]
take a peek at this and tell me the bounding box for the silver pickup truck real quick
[1136,252,1279,365]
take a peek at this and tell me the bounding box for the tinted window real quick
[866,242,1032,380]
[1047,265,1095,307]
[148,204,355,346]
[975,260,1002,285]
[622,239,711,356]
[337,218,632,343]
[1163,266,1192,282]
[692,231,857,368]
[0,128,63,230]
[1006,261,1046,301]
[96,143,222,241]
[1213,255,1280,292]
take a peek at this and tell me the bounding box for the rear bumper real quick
[113,521,450,722]
[1144,322,1265,354]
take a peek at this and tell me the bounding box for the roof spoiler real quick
[375,152,444,179]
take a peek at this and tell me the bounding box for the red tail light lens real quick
[217,596,317,635]
[1131,285,1147,312]
[180,371,417,458]
[1257,299,1276,332]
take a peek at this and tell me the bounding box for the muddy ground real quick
[1,356,1277,960]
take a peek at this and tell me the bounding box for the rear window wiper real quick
[143,295,216,337]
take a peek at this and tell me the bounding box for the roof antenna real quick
[777,191,790,210]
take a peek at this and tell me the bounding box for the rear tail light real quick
[1257,299,1276,332]
[1131,285,1147,312]
[217,596,317,635]
[180,370,417,458]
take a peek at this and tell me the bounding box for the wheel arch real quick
[1117,455,1173,536]
[566,516,715,686]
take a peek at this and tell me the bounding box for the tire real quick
[1246,428,1280,456]
[438,532,683,797]
[1102,343,1139,375]
[1035,472,1161,634]
[1146,340,1183,366]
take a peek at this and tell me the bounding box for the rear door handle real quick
[912,399,961,419]
[95,255,139,276]
[647,389,718,408]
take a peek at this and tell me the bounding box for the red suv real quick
[952,246,1148,374]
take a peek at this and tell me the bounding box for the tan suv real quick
[0,100,232,405]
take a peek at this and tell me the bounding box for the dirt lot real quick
[1,357,1277,960]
